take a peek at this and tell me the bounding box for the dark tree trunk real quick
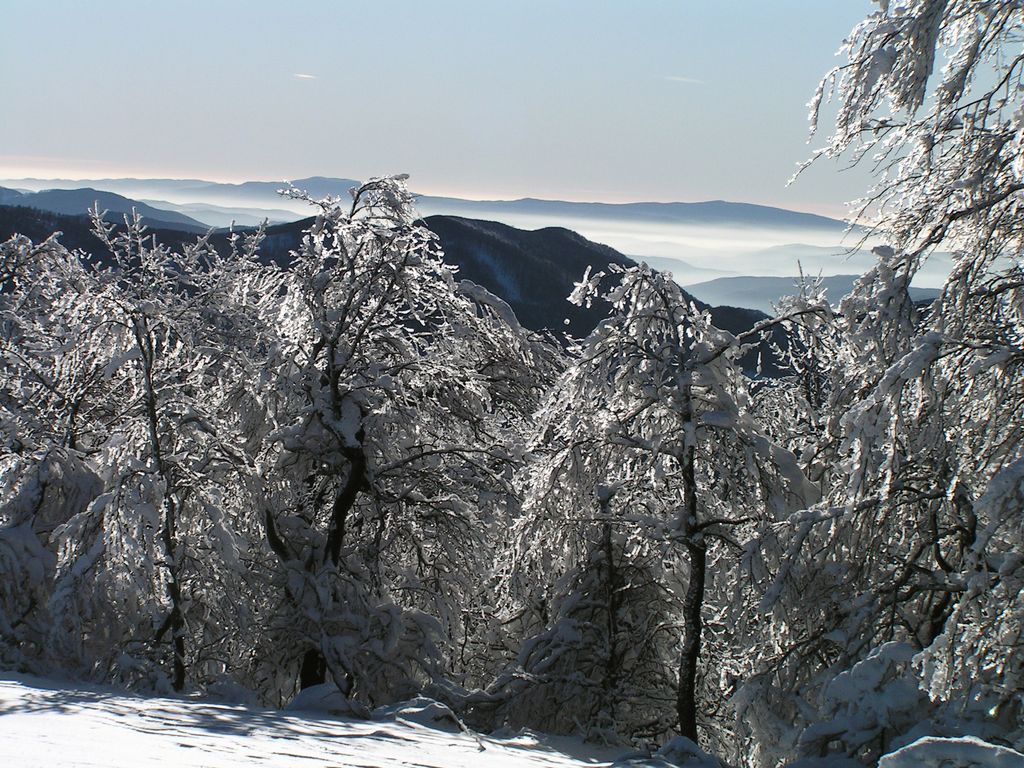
[159,490,186,692]
[601,519,622,712]
[163,541,186,692]
[675,378,705,742]
[171,627,185,691]
[137,320,186,692]
[324,431,367,567]
[154,560,186,692]
[677,539,706,742]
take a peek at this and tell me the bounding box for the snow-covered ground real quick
[0,674,629,768]
[4,674,1019,768]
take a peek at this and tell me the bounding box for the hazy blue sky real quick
[1,1,875,215]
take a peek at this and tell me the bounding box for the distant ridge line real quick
[0,176,848,227]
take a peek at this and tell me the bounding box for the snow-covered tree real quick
[807,0,1024,266]
[498,263,815,746]
[741,2,1024,763]
[256,176,556,707]
[0,235,106,670]
[0,215,283,694]
[0,177,554,708]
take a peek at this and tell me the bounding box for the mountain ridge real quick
[0,176,849,231]
[0,186,208,233]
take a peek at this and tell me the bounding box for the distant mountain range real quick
[419,195,849,232]
[0,203,636,337]
[137,199,301,228]
[1,175,884,289]
[0,186,209,233]
[0,177,358,215]
[0,205,214,262]
[0,177,950,317]
[0,176,849,229]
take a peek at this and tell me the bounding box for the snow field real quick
[0,675,625,768]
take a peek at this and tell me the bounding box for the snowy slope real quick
[3,677,1021,768]
[0,675,626,768]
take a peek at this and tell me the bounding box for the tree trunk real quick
[324,432,367,567]
[601,519,621,715]
[137,320,186,692]
[677,539,706,742]
[162,519,186,693]
[675,376,705,741]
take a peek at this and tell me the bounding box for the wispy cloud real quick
[293,73,317,80]
[664,75,703,85]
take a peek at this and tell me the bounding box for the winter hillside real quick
[3,3,1024,767]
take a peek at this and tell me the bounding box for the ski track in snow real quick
[0,675,622,768]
